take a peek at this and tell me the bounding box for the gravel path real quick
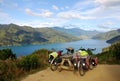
[21,65,120,81]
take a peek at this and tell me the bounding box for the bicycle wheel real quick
[78,61,85,76]
[50,59,58,71]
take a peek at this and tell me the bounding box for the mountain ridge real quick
[106,35,120,44]
[0,24,78,46]
[52,27,100,39]
[92,29,120,41]
[0,23,119,46]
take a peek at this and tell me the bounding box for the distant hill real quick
[52,27,100,39]
[0,24,78,46]
[106,35,120,44]
[35,27,78,43]
[92,29,120,40]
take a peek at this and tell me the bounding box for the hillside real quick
[98,41,120,64]
[92,29,120,40]
[52,27,100,39]
[0,24,47,46]
[35,27,78,43]
[106,35,120,44]
[0,24,78,46]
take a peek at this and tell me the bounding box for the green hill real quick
[52,27,100,39]
[106,35,120,44]
[0,24,79,46]
[35,27,78,43]
[92,29,120,40]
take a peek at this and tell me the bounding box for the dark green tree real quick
[0,49,16,60]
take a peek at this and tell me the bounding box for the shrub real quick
[96,41,120,64]
[0,60,19,81]
[0,49,16,60]
[109,42,120,60]
[17,54,40,71]
[0,48,50,81]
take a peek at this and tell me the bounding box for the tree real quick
[0,49,16,60]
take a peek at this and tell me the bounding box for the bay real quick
[0,39,110,56]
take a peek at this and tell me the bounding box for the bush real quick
[96,41,120,64]
[109,42,120,60]
[32,49,50,66]
[0,49,16,60]
[0,48,50,81]
[0,60,19,81]
[17,54,41,71]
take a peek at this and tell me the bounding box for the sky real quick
[0,0,120,31]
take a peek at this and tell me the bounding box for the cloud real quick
[52,5,59,10]
[56,1,97,20]
[60,6,69,10]
[1,0,119,30]
[98,24,110,29]
[0,10,20,24]
[25,8,53,18]
[73,0,94,11]
[57,11,95,19]
[95,0,120,8]
[0,11,12,22]
[18,20,60,28]
[58,0,119,20]
[97,20,117,31]
[105,20,115,25]
[13,17,68,28]
[97,24,114,31]
[96,0,120,11]
[0,11,9,20]
[98,24,117,31]
[51,5,69,11]
[21,21,54,27]
[94,0,120,15]
[65,6,69,9]
[90,0,120,18]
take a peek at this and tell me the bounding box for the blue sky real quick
[0,0,120,31]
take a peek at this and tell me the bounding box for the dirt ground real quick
[21,65,120,81]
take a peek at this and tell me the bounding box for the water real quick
[0,39,110,56]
